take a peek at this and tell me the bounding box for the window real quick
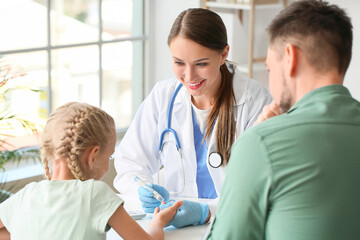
[0,0,146,152]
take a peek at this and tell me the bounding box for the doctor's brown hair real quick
[168,8,235,165]
[40,102,115,180]
[267,0,352,75]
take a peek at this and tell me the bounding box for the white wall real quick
[330,0,360,100]
[149,0,360,100]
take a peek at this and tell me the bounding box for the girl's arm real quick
[108,201,183,240]
[0,219,10,240]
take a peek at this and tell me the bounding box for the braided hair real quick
[40,102,115,180]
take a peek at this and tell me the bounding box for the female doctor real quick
[114,8,272,227]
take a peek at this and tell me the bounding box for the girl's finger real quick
[168,200,183,212]
[154,207,160,214]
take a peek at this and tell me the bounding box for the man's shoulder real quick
[246,114,296,138]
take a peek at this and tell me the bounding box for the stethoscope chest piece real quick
[208,152,223,168]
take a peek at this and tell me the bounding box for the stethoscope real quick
[157,83,223,194]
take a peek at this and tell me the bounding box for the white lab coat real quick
[113,63,272,215]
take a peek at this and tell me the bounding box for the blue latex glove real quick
[160,200,209,228]
[138,183,170,213]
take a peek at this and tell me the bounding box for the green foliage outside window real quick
[0,58,42,202]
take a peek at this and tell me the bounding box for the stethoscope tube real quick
[157,83,185,195]
[157,82,223,195]
[158,83,183,151]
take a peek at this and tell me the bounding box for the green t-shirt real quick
[0,179,123,240]
[206,85,360,240]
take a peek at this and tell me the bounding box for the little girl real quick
[0,102,182,240]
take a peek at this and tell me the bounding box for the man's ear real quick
[284,43,298,77]
[85,145,100,170]
[221,45,230,65]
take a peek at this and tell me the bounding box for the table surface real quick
[106,215,210,240]
[106,196,211,240]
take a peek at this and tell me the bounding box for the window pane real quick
[102,0,143,41]
[102,41,135,129]
[51,0,98,46]
[0,0,47,52]
[51,46,99,109]
[0,52,47,149]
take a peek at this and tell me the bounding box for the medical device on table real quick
[127,209,146,220]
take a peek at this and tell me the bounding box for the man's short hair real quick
[267,0,352,75]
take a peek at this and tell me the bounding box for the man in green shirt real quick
[205,1,360,239]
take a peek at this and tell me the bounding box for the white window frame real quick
[0,0,147,126]
[0,0,148,185]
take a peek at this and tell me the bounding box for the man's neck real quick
[294,68,344,103]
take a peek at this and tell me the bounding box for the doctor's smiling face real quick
[170,37,228,109]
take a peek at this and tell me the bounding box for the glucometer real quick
[127,210,146,220]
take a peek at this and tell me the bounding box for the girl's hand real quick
[149,201,183,229]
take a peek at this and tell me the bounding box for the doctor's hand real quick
[138,183,170,213]
[253,100,281,126]
[159,200,210,228]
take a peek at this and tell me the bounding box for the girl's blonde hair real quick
[40,102,115,181]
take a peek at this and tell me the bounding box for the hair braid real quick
[40,139,52,180]
[40,102,115,181]
[60,109,88,181]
